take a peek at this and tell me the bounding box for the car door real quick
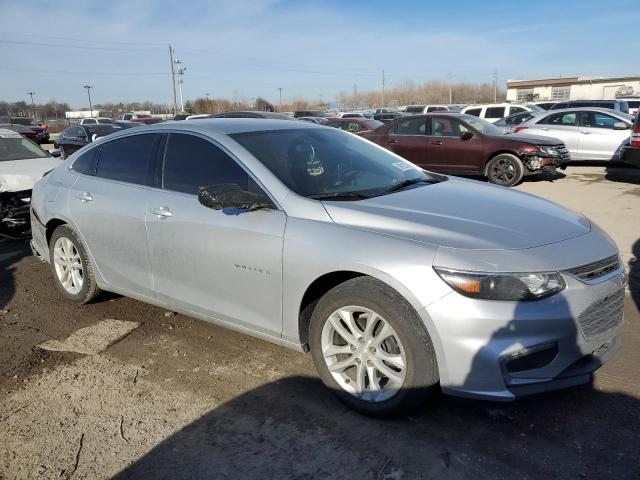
[67,132,163,299]
[384,116,428,167]
[426,117,484,173]
[528,111,582,157]
[577,111,630,160]
[146,132,286,338]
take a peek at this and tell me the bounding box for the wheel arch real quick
[45,218,68,246]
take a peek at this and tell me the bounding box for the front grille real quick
[578,289,624,340]
[564,255,620,282]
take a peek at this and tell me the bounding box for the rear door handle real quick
[430,140,443,146]
[151,206,173,218]
[579,130,591,134]
[75,192,93,202]
[387,139,398,144]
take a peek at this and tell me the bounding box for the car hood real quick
[322,178,591,250]
[0,156,59,192]
[490,133,563,145]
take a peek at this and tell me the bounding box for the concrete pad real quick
[38,319,140,355]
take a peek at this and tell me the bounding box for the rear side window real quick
[72,147,100,176]
[579,112,620,129]
[485,107,505,118]
[465,108,481,117]
[394,117,426,135]
[162,133,249,195]
[95,133,162,186]
[540,112,577,126]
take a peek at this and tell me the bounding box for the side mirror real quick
[48,148,62,158]
[460,131,474,141]
[198,184,272,211]
[613,122,628,130]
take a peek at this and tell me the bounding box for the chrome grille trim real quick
[578,289,625,340]
[564,255,620,282]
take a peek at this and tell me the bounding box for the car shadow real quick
[115,290,638,479]
[0,238,31,310]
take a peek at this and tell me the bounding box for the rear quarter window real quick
[72,147,100,176]
[95,133,162,186]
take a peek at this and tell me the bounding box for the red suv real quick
[361,113,570,186]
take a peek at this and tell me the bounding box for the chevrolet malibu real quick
[30,120,625,416]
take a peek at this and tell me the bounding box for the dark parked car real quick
[551,100,629,114]
[374,111,407,123]
[208,111,293,120]
[621,111,640,167]
[361,113,570,186]
[54,124,131,158]
[0,124,39,142]
[0,116,49,143]
[293,110,326,118]
[321,118,383,134]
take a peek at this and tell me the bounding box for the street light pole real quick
[83,85,93,117]
[27,92,36,122]
[277,87,283,110]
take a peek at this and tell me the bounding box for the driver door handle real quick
[387,139,398,144]
[430,140,443,146]
[151,206,173,218]
[75,192,93,202]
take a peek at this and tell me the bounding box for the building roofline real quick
[507,76,640,89]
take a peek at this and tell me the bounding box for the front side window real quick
[231,128,438,199]
[579,112,621,129]
[162,133,249,195]
[95,133,162,186]
[430,118,465,137]
[394,117,427,136]
[540,112,577,126]
[0,134,49,161]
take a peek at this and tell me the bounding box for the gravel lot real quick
[1,165,639,479]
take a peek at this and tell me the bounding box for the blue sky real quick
[1,0,639,108]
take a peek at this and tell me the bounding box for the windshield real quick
[460,115,504,135]
[11,118,37,126]
[231,128,439,199]
[0,135,49,161]
[97,118,113,124]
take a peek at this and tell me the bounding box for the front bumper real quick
[422,265,625,401]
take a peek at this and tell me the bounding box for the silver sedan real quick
[513,107,633,161]
[30,120,625,416]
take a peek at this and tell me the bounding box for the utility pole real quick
[447,72,453,104]
[205,93,211,113]
[174,58,186,113]
[277,87,283,110]
[492,69,498,103]
[27,92,36,122]
[169,45,178,115]
[381,70,385,109]
[83,85,93,116]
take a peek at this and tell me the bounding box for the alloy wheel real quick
[52,237,84,295]
[321,306,407,402]
[491,158,516,184]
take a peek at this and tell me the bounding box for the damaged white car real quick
[0,128,60,238]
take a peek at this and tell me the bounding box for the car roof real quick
[539,107,628,115]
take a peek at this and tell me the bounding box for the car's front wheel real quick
[486,153,524,187]
[49,225,101,303]
[309,277,439,417]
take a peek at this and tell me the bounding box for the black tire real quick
[486,153,524,187]
[309,276,439,417]
[48,225,101,304]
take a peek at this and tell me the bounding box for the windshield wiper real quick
[308,191,372,201]
[384,178,439,193]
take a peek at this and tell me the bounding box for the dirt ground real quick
[1,165,639,479]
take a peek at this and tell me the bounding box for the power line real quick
[0,65,168,76]
[0,30,166,47]
[0,39,159,52]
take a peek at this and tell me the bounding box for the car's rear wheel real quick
[486,153,524,187]
[49,225,100,303]
[309,277,439,417]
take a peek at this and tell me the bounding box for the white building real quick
[506,76,640,102]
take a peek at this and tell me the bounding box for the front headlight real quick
[538,146,558,156]
[434,267,566,301]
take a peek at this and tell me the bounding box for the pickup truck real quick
[120,113,163,124]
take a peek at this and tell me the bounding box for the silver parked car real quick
[513,107,633,161]
[30,120,625,416]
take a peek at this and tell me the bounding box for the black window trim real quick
[158,130,281,210]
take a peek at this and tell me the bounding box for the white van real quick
[461,103,534,123]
